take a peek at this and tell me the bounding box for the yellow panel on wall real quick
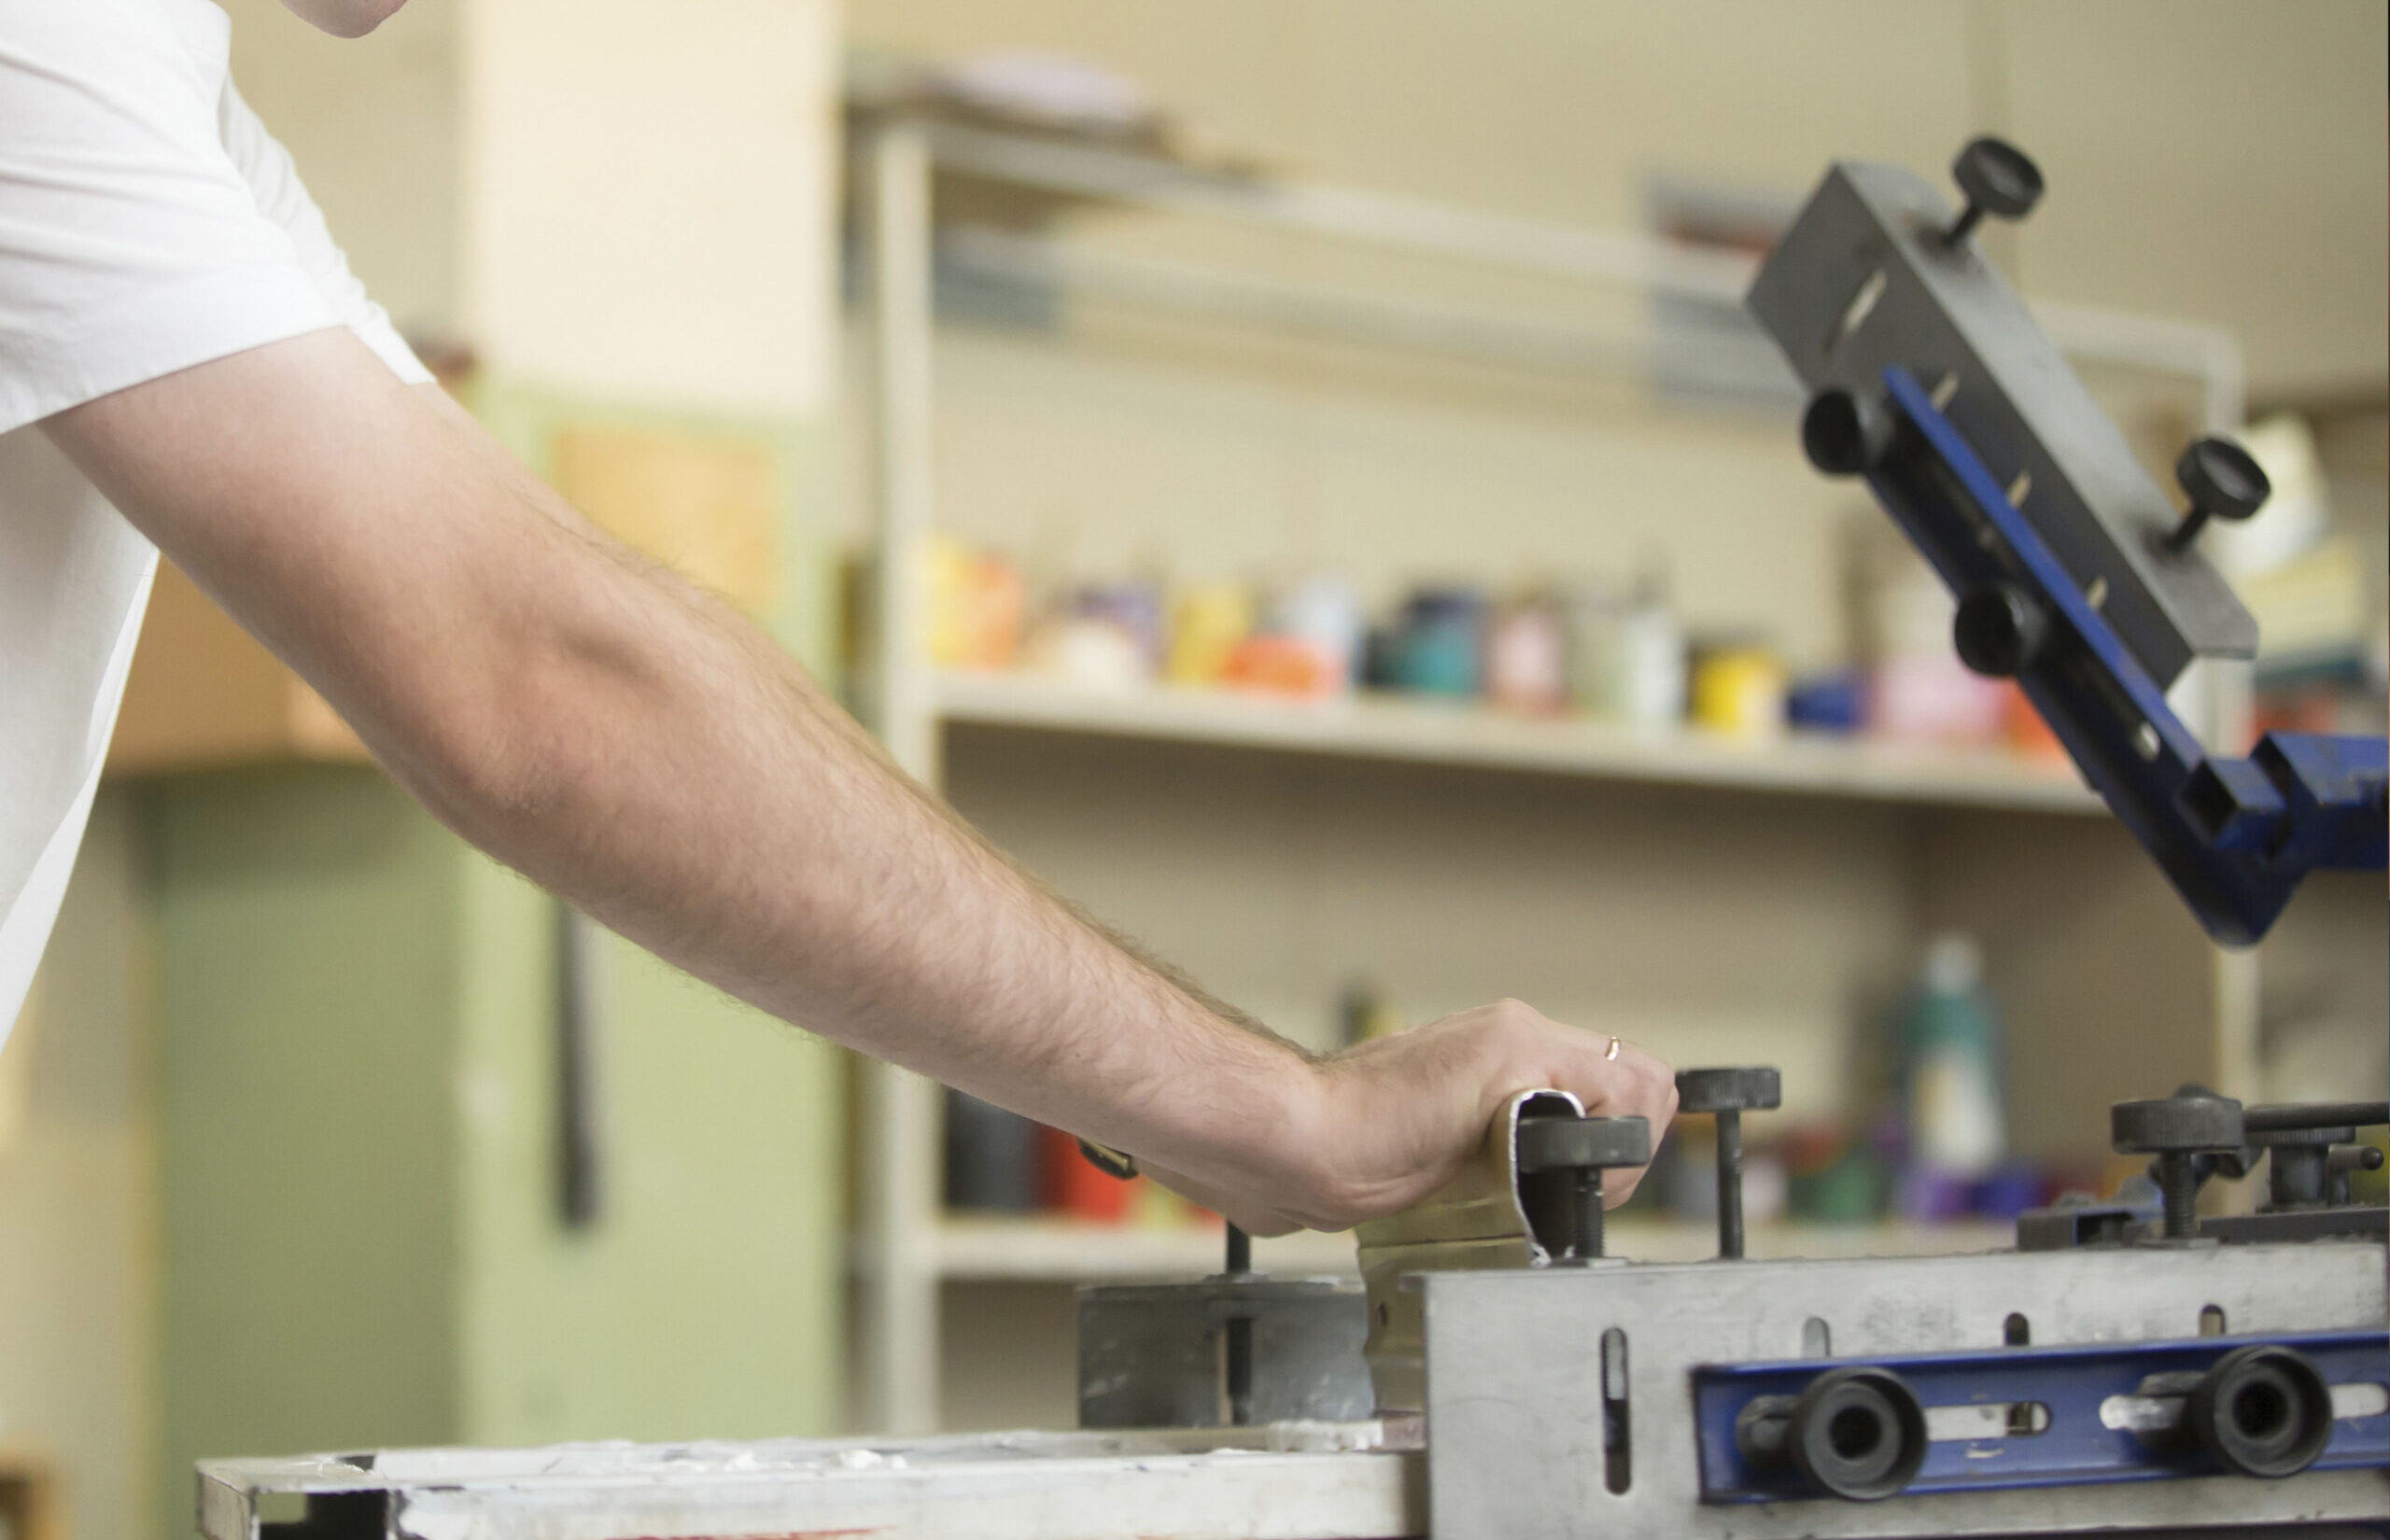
[551,424,782,619]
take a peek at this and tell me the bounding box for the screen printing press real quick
[202,141,2387,1540]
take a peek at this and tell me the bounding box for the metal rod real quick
[1571,1170,1606,1261]
[2158,1154,2201,1239]
[1224,1223,1254,1424]
[904,122,2248,391]
[555,903,606,1229]
[2246,1101,2389,1133]
[859,119,943,1436]
[1715,1108,1745,1260]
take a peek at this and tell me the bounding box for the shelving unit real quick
[934,671,2100,815]
[851,114,2252,1435]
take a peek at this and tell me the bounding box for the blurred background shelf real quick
[935,671,2100,814]
[851,96,2289,1442]
[935,1217,1354,1281]
[931,1214,2014,1281]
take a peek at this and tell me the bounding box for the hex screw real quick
[1674,1068,1783,1260]
[2156,1153,2201,1239]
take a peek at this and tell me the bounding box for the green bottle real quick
[1905,934,2004,1178]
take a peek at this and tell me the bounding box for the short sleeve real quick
[218,77,429,385]
[0,3,350,435]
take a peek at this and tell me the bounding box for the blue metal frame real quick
[1694,1329,2389,1502]
[1868,367,2386,945]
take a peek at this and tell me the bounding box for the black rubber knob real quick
[2113,1088,2245,1155]
[2116,1086,2247,1239]
[1953,584,2050,679]
[1516,1114,1652,1173]
[1675,1067,1782,1114]
[1947,136,2044,246]
[2188,1345,2333,1478]
[2170,436,2270,551]
[1745,1366,1927,1502]
[1677,1068,1781,1261]
[1516,1113,1649,1264]
[1801,388,1894,476]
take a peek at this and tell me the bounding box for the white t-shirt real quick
[0,0,429,1049]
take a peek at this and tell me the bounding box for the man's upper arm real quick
[41,329,575,805]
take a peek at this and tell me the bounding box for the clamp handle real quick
[1516,1113,1651,1263]
[1677,1067,1782,1259]
[2169,436,2270,551]
[2114,1085,2246,1239]
[1946,136,2044,247]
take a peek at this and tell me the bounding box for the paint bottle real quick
[1390,587,1486,698]
[1569,586,1685,727]
[1900,934,2005,1215]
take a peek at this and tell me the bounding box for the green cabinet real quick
[151,765,844,1525]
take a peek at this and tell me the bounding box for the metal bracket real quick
[1694,1329,2388,1503]
[1865,366,2385,943]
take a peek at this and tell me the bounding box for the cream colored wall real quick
[945,730,1922,1102]
[460,0,841,416]
[851,0,2386,394]
[2001,0,2388,398]
[224,0,462,338]
[226,0,844,417]
[0,794,154,1540]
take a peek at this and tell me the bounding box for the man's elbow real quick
[380,656,587,859]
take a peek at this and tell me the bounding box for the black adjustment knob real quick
[2248,1123,2355,1211]
[1736,1365,1930,1502]
[2186,1345,2334,1479]
[1676,1068,1781,1260]
[2114,1086,2246,1239]
[1516,1113,1651,1264]
[1946,136,2044,247]
[1801,388,1895,477]
[1953,583,2050,679]
[2169,436,2270,552]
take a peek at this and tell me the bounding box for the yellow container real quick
[1692,647,1788,739]
[1167,581,1258,686]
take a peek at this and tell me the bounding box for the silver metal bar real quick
[924,122,1753,303]
[921,124,2243,388]
[554,903,607,1227]
[1423,1242,2389,1537]
[198,1424,1420,1540]
[941,226,1660,381]
[859,119,944,1436]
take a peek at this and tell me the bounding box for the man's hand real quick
[1142,1000,1679,1236]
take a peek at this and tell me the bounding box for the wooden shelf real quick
[107,559,368,777]
[935,671,2100,815]
[932,1214,2014,1282]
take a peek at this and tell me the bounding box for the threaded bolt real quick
[2158,1154,2200,1239]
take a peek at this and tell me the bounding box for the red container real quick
[1037,1124,1138,1223]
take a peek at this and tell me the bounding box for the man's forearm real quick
[452,494,1328,1211]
